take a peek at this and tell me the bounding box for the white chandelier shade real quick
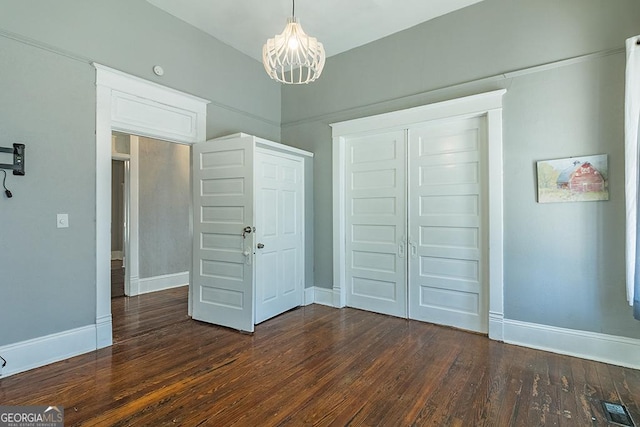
[262,17,326,84]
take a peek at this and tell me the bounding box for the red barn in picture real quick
[556,161,605,192]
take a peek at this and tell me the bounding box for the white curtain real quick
[625,35,640,319]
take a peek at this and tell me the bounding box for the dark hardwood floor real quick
[1,286,639,426]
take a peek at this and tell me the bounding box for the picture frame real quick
[536,154,608,203]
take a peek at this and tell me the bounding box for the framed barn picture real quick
[536,154,609,203]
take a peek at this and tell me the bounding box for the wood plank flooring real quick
[1,287,639,426]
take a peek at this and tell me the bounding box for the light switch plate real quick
[57,214,69,228]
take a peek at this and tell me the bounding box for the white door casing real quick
[95,63,209,348]
[332,90,505,340]
[344,130,407,317]
[192,136,255,332]
[112,135,140,297]
[408,117,488,333]
[254,149,304,323]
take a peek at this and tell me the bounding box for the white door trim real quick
[331,89,506,340]
[95,63,209,348]
[126,136,140,296]
[111,136,140,297]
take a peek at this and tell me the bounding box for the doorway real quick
[111,133,139,298]
[111,158,126,298]
[95,63,209,348]
[110,132,191,299]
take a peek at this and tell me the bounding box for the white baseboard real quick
[0,325,97,378]
[111,251,123,260]
[304,287,314,306]
[503,319,640,369]
[96,314,113,349]
[312,286,336,307]
[128,275,140,297]
[488,311,504,341]
[139,271,189,295]
[301,286,337,307]
[5,304,636,379]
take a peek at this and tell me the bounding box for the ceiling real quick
[146,0,485,61]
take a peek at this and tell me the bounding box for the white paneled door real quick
[255,149,304,323]
[192,136,255,332]
[345,130,407,317]
[342,116,488,333]
[408,117,488,333]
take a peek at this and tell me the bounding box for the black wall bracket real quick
[0,143,25,175]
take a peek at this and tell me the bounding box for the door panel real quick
[255,150,304,323]
[345,131,407,317]
[192,137,255,332]
[408,117,488,333]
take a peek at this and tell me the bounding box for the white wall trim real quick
[0,325,97,378]
[304,287,315,306]
[486,108,505,341]
[331,134,347,309]
[95,314,113,350]
[122,135,140,297]
[489,311,504,341]
[94,63,209,350]
[313,287,338,307]
[302,286,338,307]
[129,275,140,297]
[330,89,506,137]
[139,272,189,295]
[331,90,506,334]
[503,319,640,370]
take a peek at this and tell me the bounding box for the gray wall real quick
[139,137,190,278]
[281,0,640,339]
[0,37,96,346]
[0,0,280,346]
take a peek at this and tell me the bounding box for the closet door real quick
[254,149,304,323]
[345,130,407,317]
[408,117,488,333]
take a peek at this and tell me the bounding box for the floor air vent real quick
[602,401,635,426]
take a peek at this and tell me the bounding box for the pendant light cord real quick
[292,0,295,18]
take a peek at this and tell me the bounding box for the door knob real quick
[257,243,265,249]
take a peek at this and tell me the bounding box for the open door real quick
[254,149,304,323]
[192,136,255,332]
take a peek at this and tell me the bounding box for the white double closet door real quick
[345,116,488,333]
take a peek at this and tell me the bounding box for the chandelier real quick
[262,0,325,84]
